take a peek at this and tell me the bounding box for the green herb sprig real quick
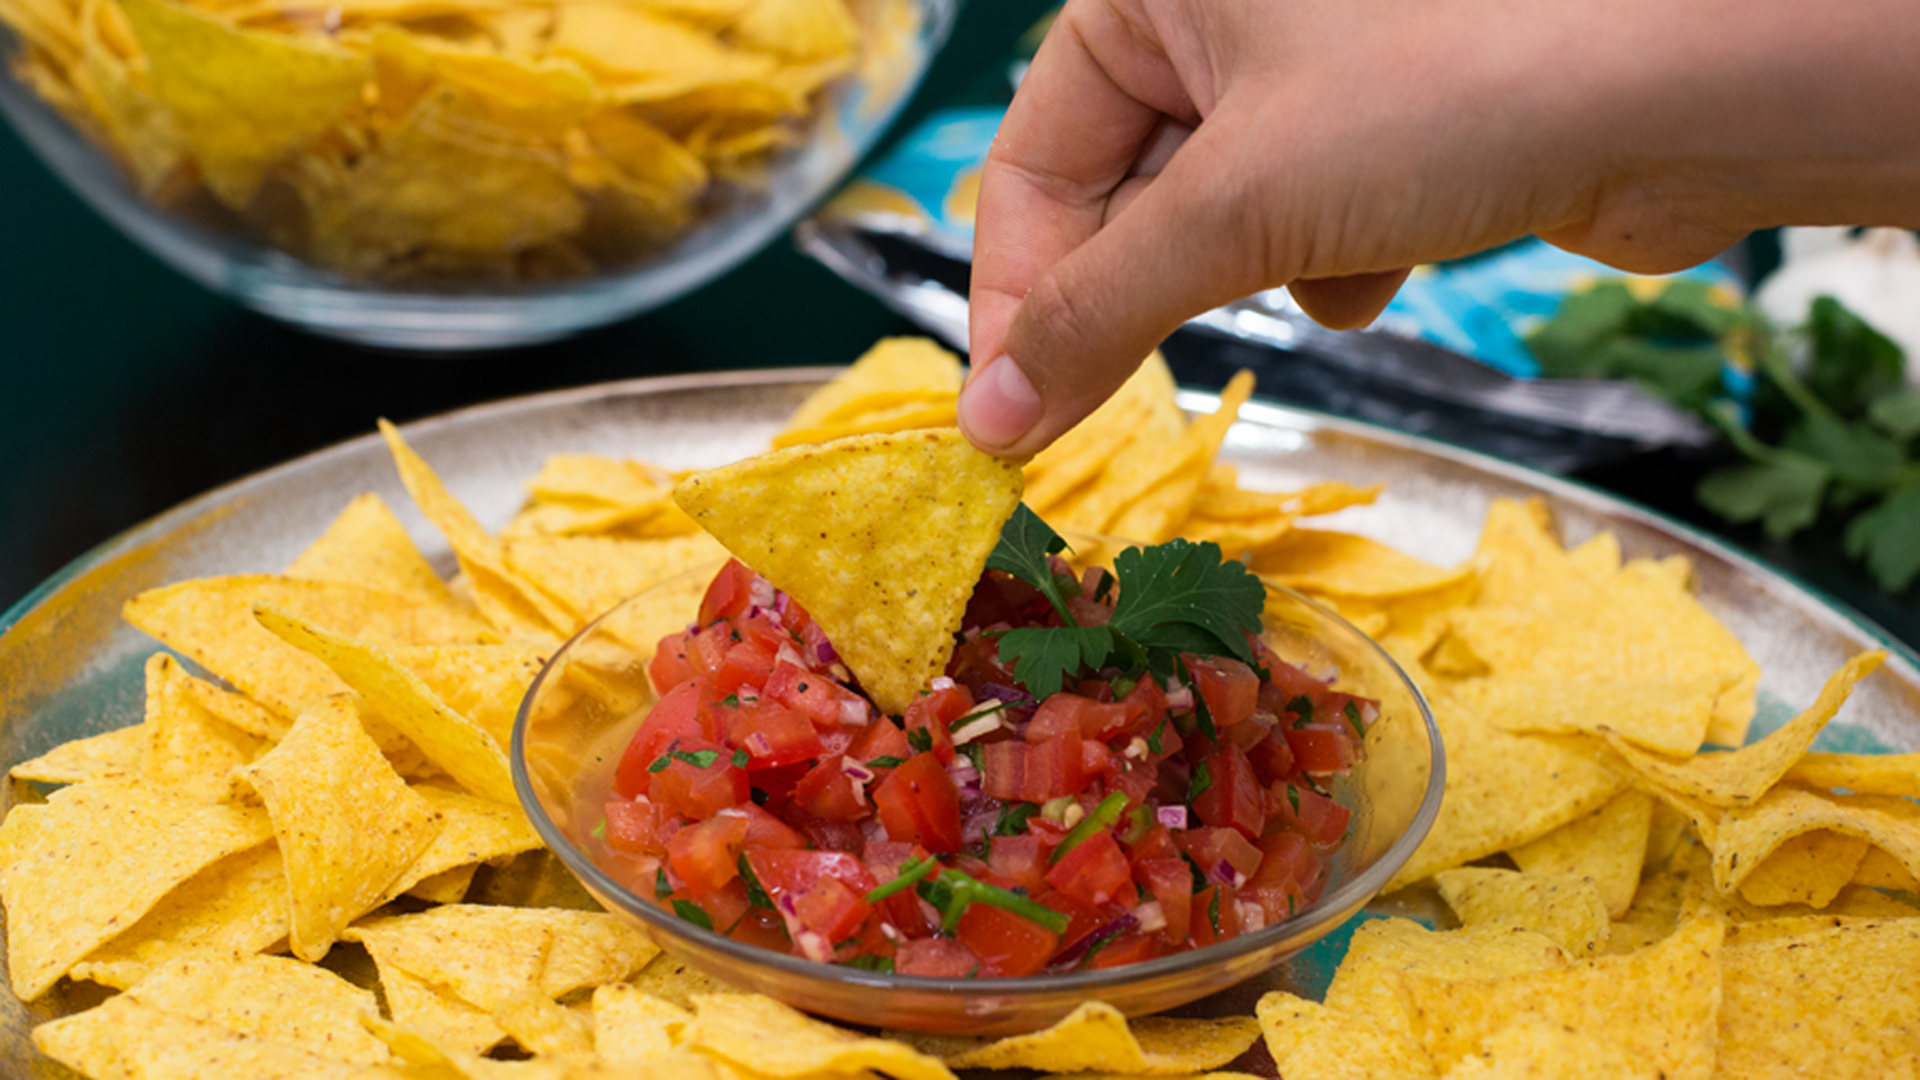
[986,505,1267,699]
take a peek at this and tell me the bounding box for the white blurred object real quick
[1755,228,1920,385]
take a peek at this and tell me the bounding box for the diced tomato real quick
[848,717,910,768]
[747,847,879,897]
[603,798,681,856]
[894,936,980,977]
[669,877,751,935]
[649,744,750,819]
[946,633,1019,697]
[1185,655,1261,728]
[1272,781,1351,848]
[1261,658,1335,714]
[647,629,696,693]
[1046,830,1134,908]
[1285,723,1357,774]
[1135,858,1194,947]
[1242,831,1323,923]
[778,806,867,855]
[1189,884,1241,948]
[956,901,1059,978]
[1081,739,1114,778]
[1127,825,1181,865]
[790,875,872,943]
[1178,826,1265,885]
[699,559,758,625]
[982,732,1088,804]
[871,752,963,853]
[1120,675,1170,736]
[666,813,749,894]
[613,679,712,798]
[1247,724,1296,784]
[735,802,807,850]
[903,685,971,764]
[727,699,825,770]
[1193,743,1266,840]
[714,637,779,696]
[1086,931,1163,969]
[764,661,863,730]
[1034,888,1109,954]
[727,908,791,951]
[1026,693,1129,743]
[687,621,733,681]
[987,834,1050,894]
[793,755,870,821]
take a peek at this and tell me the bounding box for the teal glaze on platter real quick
[1,369,1917,1072]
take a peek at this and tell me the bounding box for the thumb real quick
[959,114,1299,457]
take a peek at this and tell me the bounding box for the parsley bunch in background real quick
[1529,283,1920,593]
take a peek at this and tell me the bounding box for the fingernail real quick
[958,356,1043,451]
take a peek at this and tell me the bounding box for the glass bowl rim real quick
[511,563,1445,998]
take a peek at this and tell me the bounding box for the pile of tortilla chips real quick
[4,334,1917,1078]
[0,0,914,280]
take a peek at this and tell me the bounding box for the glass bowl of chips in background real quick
[0,0,952,349]
[513,563,1444,1034]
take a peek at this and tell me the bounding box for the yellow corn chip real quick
[1463,674,1718,757]
[70,844,289,990]
[592,984,689,1067]
[385,785,543,902]
[380,419,578,641]
[1711,783,1920,894]
[525,454,674,507]
[897,1000,1259,1074]
[1786,751,1920,796]
[395,643,549,749]
[255,602,515,803]
[537,909,663,996]
[1393,915,1724,1079]
[1103,371,1256,544]
[287,492,458,609]
[622,953,739,1009]
[372,962,508,1056]
[10,722,145,783]
[774,398,959,448]
[1023,352,1183,515]
[348,905,555,1015]
[1718,919,1920,1077]
[1603,651,1886,809]
[1254,529,1470,600]
[683,993,955,1080]
[118,0,371,207]
[549,4,774,90]
[1192,479,1381,522]
[123,574,492,718]
[494,988,594,1057]
[31,993,141,1080]
[236,695,442,961]
[108,998,398,1079]
[1324,919,1569,1041]
[1388,691,1626,889]
[1735,828,1869,908]
[1508,790,1653,917]
[776,336,963,447]
[141,652,266,801]
[730,0,857,60]
[123,951,390,1064]
[673,428,1023,715]
[371,25,599,125]
[406,865,478,905]
[1254,993,1439,1079]
[504,533,726,624]
[1853,844,1920,890]
[1435,868,1612,958]
[1443,1018,1655,1079]
[0,779,274,1000]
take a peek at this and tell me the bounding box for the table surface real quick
[1,0,1915,654]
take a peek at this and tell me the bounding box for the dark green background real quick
[1,0,1915,651]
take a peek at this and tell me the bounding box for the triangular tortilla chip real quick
[673,428,1023,715]
[394,643,549,749]
[286,491,458,609]
[9,723,146,784]
[255,603,516,803]
[122,952,391,1064]
[142,652,266,801]
[1509,790,1653,917]
[71,844,290,990]
[383,785,543,901]
[504,533,726,624]
[236,696,443,961]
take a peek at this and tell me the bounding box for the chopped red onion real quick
[1165,685,1195,710]
[838,699,870,727]
[815,641,839,664]
[795,929,833,962]
[980,682,1035,707]
[1360,701,1380,724]
[1156,806,1188,830]
[777,893,799,917]
[1236,901,1267,932]
[1047,913,1139,970]
[748,576,776,610]
[1131,900,1167,934]
[773,590,794,617]
[860,817,890,844]
[842,761,876,784]
[746,732,773,757]
[776,642,810,671]
[1212,859,1248,888]
[961,808,997,847]
[930,676,956,691]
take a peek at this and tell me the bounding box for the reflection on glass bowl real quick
[0,0,954,349]
[512,563,1442,1035]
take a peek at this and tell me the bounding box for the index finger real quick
[967,1,1191,371]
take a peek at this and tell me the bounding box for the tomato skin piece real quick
[699,559,758,625]
[847,718,910,768]
[1135,858,1194,947]
[1285,723,1357,774]
[1193,743,1267,840]
[1271,781,1351,848]
[735,802,807,850]
[984,732,1089,804]
[647,629,697,694]
[1247,724,1296,785]
[687,621,733,682]
[604,799,682,856]
[791,874,873,944]
[714,638,778,697]
[1178,826,1266,885]
[987,833,1051,894]
[1189,884,1242,948]
[1127,825,1181,866]
[895,936,981,978]
[1185,655,1261,728]
[902,685,970,764]
[956,900,1060,977]
[666,813,750,895]
[1046,830,1134,908]
[871,752,963,853]
[1243,830,1324,923]
[1119,676,1170,737]
[726,699,826,770]
[728,908,792,951]
[1086,931,1163,970]
[1026,694,1128,743]
[792,754,870,821]
[649,745,751,820]
[764,661,864,730]
[613,679,711,798]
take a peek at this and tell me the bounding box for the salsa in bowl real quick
[512,541,1442,1033]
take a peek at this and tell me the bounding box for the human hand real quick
[957,0,1920,455]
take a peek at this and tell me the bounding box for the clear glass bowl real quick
[512,563,1443,1034]
[0,0,954,350]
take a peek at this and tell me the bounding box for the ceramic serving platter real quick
[1,368,1916,1071]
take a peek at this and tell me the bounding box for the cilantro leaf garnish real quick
[671,900,713,931]
[984,506,1267,700]
[738,853,774,911]
[674,749,722,769]
[654,866,673,899]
